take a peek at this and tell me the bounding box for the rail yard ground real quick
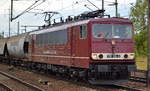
[0,63,148,91]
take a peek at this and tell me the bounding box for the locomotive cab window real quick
[80,25,87,39]
[92,24,132,39]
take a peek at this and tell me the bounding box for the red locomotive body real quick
[28,18,135,84]
[29,20,90,68]
[0,7,136,85]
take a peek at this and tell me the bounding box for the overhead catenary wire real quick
[11,0,46,21]
[12,0,41,20]
[44,0,113,18]
[86,0,100,10]
[84,4,93,11]
[0,0,136,37]
[9,0,132,22]
[55,0,86,12]
[94,0,114,4]
[55,0,118,17]
[46,0,86,19]
[26,0,46,13]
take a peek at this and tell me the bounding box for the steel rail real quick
[130,76,146,83]
[113,84,143,91]
[0,71,45,91]
[0,83,15,91]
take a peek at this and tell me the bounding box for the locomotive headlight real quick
[91,53,98,59]
[91,53,104,60]
[129,53,135,59]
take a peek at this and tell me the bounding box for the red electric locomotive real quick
[28,15,135,84]
[0,11,136,84]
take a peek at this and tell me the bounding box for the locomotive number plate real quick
[107,54,121,58]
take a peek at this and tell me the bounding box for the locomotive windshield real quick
[92,24,132,39]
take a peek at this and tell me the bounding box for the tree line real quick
[130,0,148,56]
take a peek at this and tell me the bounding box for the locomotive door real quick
[71,25,89,67]
[72,25,88,56]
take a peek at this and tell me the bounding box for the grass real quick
[135,56,147,71]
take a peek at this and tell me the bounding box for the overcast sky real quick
[0,0,136,37]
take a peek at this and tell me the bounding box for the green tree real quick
[130,0,148,56]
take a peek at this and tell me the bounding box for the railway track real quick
[0,83,15,91]
[130,76,147,83]
[130,70,147,84]
[113,84,143,91]
[0,71,45,91]
[0,62,146,91]
[32,69,145,91]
